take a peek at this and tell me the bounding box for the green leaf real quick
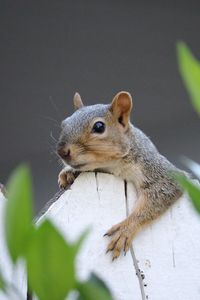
[0,269,6,292]
[26,220,77,300]
[72,228,90,255]
[182,157,200,179]
[77,273,113,300]
[5,164,33,263]
[89,273,112,294]
[175,174,200,214]
[177,41,200,116]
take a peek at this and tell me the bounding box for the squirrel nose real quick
[57,143,71,161]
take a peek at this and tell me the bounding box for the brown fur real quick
[57,91,183,260]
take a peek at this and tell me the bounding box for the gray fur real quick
[124,125,183,223]
[59,102,184,231]
[60,104,109,143]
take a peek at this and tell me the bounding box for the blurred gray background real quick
[0,0,199,213]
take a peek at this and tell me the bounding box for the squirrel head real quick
[57,91,133,171]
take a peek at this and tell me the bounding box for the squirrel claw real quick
[112,255,118,262]
[59,184,66,190]
[104,223,121,237]
[105,221,134,260]
[58,169,76,189]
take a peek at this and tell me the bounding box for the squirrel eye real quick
[92,121,105,134]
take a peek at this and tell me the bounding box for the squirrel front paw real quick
[58,168,77,189]
[104,220,134,260]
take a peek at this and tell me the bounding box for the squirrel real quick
[56,91,183,260]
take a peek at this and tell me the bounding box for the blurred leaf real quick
[89,273,112,293]
[177,41,200,116]
[182,157,200,179]
[26,220,77,300]
[77,273,113,300]
[72,228,90,255]
[175,174,200,214]
[0,269,6,292]
[5,164,33,263]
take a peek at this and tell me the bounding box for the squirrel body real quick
[57,91,183,260]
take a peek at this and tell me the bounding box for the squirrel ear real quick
[110,91,133,127]
[73,92,84,110]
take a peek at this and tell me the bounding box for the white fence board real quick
[127,181,200,300]
[0,173,200,300]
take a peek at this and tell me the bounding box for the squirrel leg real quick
[58,166,80,189]
[105,187,182,260]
